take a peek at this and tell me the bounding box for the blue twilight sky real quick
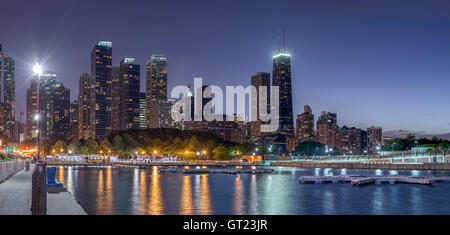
[1,0,450,134]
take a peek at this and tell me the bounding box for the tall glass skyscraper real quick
[78,73,91,140]
[4,56,15,125]
[90,41,112,140]
[139,92,146,129]
[146,54,167,128]
[272,42,293,134]
[146,54,168,100]
[119,57,140,130]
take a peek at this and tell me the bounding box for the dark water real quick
[56,166,450,215]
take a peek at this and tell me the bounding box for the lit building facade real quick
[52,82,70,138]
[3,56,16,140]
[139,92,146,129]
[119,58,140,130]
[272,51,293,134]
[296,105,315,143]
[90,41,112,140]
[316,111,338,148]
[367,126,382,154]
[70,100,79,138]
[78,73,91,140]
[146,54,168,100]
[249,72,271,138]
[148,98,181,129]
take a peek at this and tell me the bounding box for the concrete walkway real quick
[0,166,33,215]
[0,164,86,215]
[48,192,87,215]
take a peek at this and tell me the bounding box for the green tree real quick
[68,139,81,154]
[113,135,124,153]
[86,137,98,154]
[99,139,112,154]
[294,141,325,156]
[53,140,67,154]
[212,145,229,160]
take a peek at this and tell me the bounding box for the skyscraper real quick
[146,54,168,128]
[296,105,315,142]
[367,126,382,154]
[25,76,38,140]
[111,66,120,130]
[25,72,70,140]
[52,82,70,138]
[272,28,293,134]
[146,54,168,100]
[3,56,15,122]
[90,41,112,140]
[78,73,91,140]
[316,111,338,148]
[119,58,140,130]
[139,92,146,129]
[70,100,79,138]
[250,72,271,138]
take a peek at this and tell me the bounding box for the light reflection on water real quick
[56,166,450,215]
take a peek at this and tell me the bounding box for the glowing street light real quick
[33,63,43,76]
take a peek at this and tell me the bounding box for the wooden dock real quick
[299,175,450,186]
[159,167,274,174]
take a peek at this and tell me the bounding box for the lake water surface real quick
[56,166,450,215]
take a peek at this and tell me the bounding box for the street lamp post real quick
[33,64,43,162]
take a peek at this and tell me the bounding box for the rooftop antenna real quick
[278,29,281,52]
[283,26,286,52]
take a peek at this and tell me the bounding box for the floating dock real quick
[299,175,450,186]
[159,167,274,174]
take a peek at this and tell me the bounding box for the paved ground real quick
[0,166,33,215]
[48,192,87,215]
[0,164,86,215]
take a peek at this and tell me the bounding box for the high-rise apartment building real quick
[146,54,167,128]
[367,126,382,154]
[139,92,146,129]
[339,126,364,154]
[119,58,140,130]
[90,41,112,140]
[148,98,181,129]
[296,105,315,142]
[146,54,167,100]
[111,66,120,130]
[249,72,270,138]
[70,100,79,138]
[52,82,70,138]
[25,76,38,140]
[78,73,91,140]
[25,72,70,140]
[316,111,338,148]
[3,56,16,140]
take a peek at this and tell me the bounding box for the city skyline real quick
[1,0,450,134]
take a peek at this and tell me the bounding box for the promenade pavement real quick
[0,164,86,215]
[0,165,33,215]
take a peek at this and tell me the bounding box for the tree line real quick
[41,128,254,160]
